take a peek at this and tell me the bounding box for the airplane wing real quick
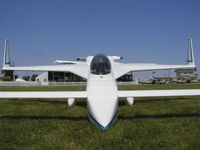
[113,38,196,79]
[118,89,200,98]
[2,40,89,79]
[53,60,83,64]
[2,63,89,79]
[113,62,195,79]
[0,91,87,98]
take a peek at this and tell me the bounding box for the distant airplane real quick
[0,38,200,130]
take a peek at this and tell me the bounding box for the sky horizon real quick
[0,0,200,79]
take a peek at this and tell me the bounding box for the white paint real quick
[87,73,118,128]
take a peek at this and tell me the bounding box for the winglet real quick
[187,37,195,67]
[3,39,12,68]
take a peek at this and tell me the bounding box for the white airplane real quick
[0,38,200,130]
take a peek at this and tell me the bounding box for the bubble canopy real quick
[90,54,111,75]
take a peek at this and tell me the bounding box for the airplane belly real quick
[87,91,118,129]
[86,74,118,129]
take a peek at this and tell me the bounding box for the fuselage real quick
[86,54,118,129]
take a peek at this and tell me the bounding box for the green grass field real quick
[0,84,200,150]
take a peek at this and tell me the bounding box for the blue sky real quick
[0,0,200,78]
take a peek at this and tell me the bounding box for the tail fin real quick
[3,39,12,68]
[187,37,195,67]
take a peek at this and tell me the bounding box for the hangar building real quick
[35,71,133,83]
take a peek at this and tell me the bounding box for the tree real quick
[23,76,30,81]
[31,74,38,81]
[2,70,14,81]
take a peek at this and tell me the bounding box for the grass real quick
[0,84,200,150]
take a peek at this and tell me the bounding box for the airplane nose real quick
[88,98,118,129]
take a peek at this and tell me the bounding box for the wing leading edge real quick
[0,91,87,98]
[113,63,195,79]
[113,38,196,79]
[2,40,89,79]
[118,89,200,98]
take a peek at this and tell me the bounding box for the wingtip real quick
[3,39,12,68]
[187,37,195,66]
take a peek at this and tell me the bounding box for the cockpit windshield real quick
[90,54,111,75]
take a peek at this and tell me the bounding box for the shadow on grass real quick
[120,97,199,106]
[29,100,87,107]
[0,113,199,121]
[135,97,194,104]
[5,99,87,107]
[0,115,87,120]
[118,113,200,120]
[118,97,193,106]
[5,97,197,107]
